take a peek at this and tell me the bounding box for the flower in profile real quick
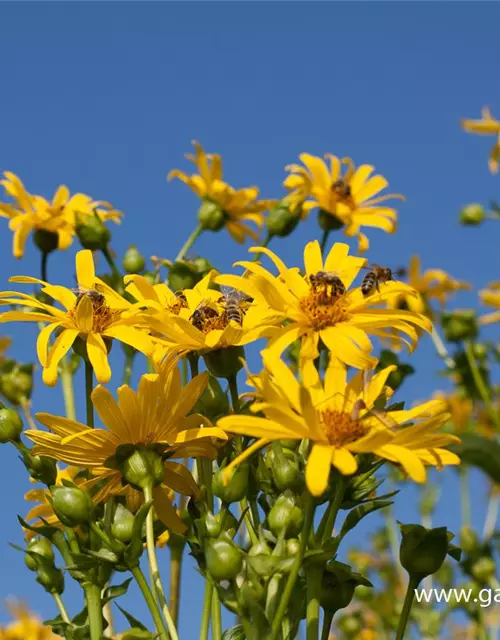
[461,107,500,173]
[218,358,459,496]
[0,602,60,640]
[168,141,274,243]
[479,280,500,326]
[217,241,431,384]
[25,362,227,533]
[0,250,153,385]
[284,154,404,252]
[124,274,189,315]
[0,172,121,259]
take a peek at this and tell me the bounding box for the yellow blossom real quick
[461,107,500,173]
[479,280,500,325]
[0,603,60,640]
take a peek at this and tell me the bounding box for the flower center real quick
[299,288,349,329]
[320,408,366,446]
[167,294,188,316]
[70,294,120,333]
[190,305,228,334]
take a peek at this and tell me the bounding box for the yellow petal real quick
[152,487,187,534]
[303,240,323,274]
[74,295,94,333]
[331,447,358,475]
[86,333,111,384]
[37,322,61,367]
[91,385,129,440]
[76,250,96,289]
[43,329,79,386]
[305,444,333,496]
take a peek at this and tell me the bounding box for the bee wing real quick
[220,285,250,302]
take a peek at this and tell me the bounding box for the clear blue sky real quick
[0,3,499,635]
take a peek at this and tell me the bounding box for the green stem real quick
[175,224,203,262]
[395,576,419,640]
[483,486,499,539]
[459,467,471,528]
[101,245,122,284]
[252,231,272,263]
[306,564,322,640]
[199,580,213,640]
[319,230,330,255]
[319,476,345,544]
[321,611,333,640]
[464,340,500,428]
[85,359,94,428]
[41,251,49,282]
[84,582,103,640]
[144,484,179,640]
[271,494,316,639]
[169,545,185,629]
[189,354,200,378]
[240,497,259,546]
[60,356,76,421]
[131,565,169,640]
[227,374,240,413]
[52,592,70,624]
[122,351,135,386]
[385,503,406,585]
[430,325,456,370]
[211,587,222,640]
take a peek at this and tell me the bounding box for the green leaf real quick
[116,604,148,631]
[103,577,133,603]
[118,631,158,640]
[222,625,246,640]
[17,515,59,539]
[447,543,462,562]
[452,434,500,485]
[340,501,393,539]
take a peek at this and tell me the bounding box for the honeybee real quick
[331,178,352,199]
[361,265,402,297]
[218,286,248,326]
[190,300,219,330]
[72,286,106,306]
[309,271,346,302]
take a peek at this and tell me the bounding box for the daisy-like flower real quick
[0,250,153,385]
[168,141,274,244]
[124,273,189,316]
[0,602,60,640]
[389,255,470,316]
[25,363,227,533]
[217,241,431,384]
[284,154,404,253]
[479,280,500,326]
[0,172,121,259]
[461,107,500,173]
[218,358,460,496]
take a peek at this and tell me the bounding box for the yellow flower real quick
[218,358,459,496]
[124,274,189,315]
[168,141,274,243]
[0,250,153,385]
[389,255,471,316]
[461,107,500,173]
[0,603,60,640]
[284,154,404,252]
[0,172,121,259]
[217,241,430,384]
[0,336,12,360]
[433,391,473,434]
[479,280,500,325]
[25,363,227,533]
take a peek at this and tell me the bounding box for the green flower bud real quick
[471,557,496,583]
[266,203,301,238]
[268,446,304,493]
[36,564,64,594]
[0,364,34,405]
[204,346,245,379]
[111,503,136,543]
[213,464,249,504]
[191,256,214,276]
[319,561,372,614]
[286,538,300,557]
[442,310,478,343]
[318,209,344,232]
[281,439,299,451]
[206,537,243,581]
[33,229,59,254]
[118,445,165,490]
[168,260,200,292]
[193,375,230,420]
[75,212,111,250]
[198,200,226,232]
[354,584,373,602]
[268,493,304,538]
[23,453,58,485]
[205,510,239,538]
[25,537,55,571]
[238,580,265,608]
[122,245,146,274]
[51,485,93,527]
[338,614,363,636]
[399,523,454,581]
[459,526,478,554]
[460,203,485,226]
[248,540,272,557]
[0,406,23,442]
[142,271,156,285]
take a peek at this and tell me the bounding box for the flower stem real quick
[101,245,122,285]
[211,588,222,640]
[175,224,203,262]
[306,564,322,640]
[483,486,499,539]
[169,545,184,628]
[131,565,169,640]
[85,359,94,428]
[144,484,179,640]
[199,579,213,640]
[227,374,240,413]
[84,582,103,640]
[270,493,316,639]
[252,231,272,263]
[52,592,70,624]
[459,467,471,528]
[464,339,500,428]
[321,611,334,640]
[122,350,135,386]
[41,251,49,282]
[319,476,345,544]
[60,356,76,421]
[320,230,330,256]
[430,324,456,371]
[395,575,419,640]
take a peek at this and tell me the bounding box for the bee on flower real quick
[461,107,500,173]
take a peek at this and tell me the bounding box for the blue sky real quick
[0,2,499,635]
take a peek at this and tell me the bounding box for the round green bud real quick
[119,446,165,490]
[269,449,304,493]
[399,524,449,580]
[317,209,344,232]
[168,261,200,292]
[36,565,65,594]
[122,245,146,274]
[51,486,93,527]
[286,538,301,557]
[111,503,136,543]
[460,203,485,226]
[471,557,496,583]
[191,256,213,276]
[248,540,271,557]
[205,510,239,538]
[198,200,226,232]
[0,407,23,443]
[442,310,478,343]
[266,204,301,238]
[75,213,111,250]
[25,537,55,571]
[338,614,363,635]
[320,570,357,615]
[459,526,478,554]
[192,375,230,420]
[204,346,245,379]
[354,584,372,602]
[33,229,59,254]
[25,454,58,485]
[239,580,265,607]
[0,365,34,405]
[213,464,249,504]
[268,494,304,538]
[206,537,243,581]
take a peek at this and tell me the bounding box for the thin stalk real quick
[85,359,94,428]
[319,230,330,255]
[41,251,49,282]
[271,494,316,639]
[189,354,199,378]
[251,232,272,263]
[122,351,135,386]
[175,224,203,262]
[131,565,169,640]
[20,399,37,430]
[321,611,334,640]
[199,580,213,640]
[306,564,322,640]
[101,246,122,284]
[169,545,185,628]
[430,325,455,371]
[211,588,222,640]
[395,576,419,640]
[319,476,345,544]
[60,356,76,421]
[52,592,70,624]
[385,504,406,586]
[240,497,259,546]
[465,340,500,428]
[144,484,179,640]
[227,374,240,413]
[459,468,471,528]
[483,488,499,539]
[84,582,103,640]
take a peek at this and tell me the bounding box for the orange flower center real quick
[299,289,349,329]
[69,295,120,333]
[167,295,188,315]
[320,408,366,446]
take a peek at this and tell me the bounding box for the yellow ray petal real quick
[305,443,333,496]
